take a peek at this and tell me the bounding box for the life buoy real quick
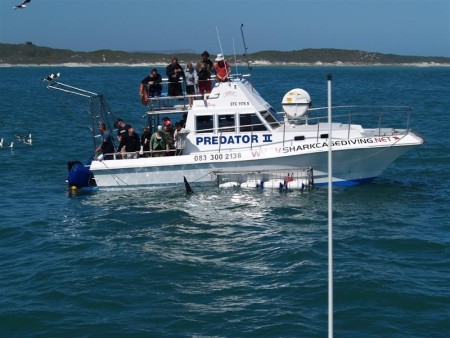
[140,84,149,105]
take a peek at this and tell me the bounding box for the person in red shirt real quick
[214,54,231,82]
[196,51,214,94]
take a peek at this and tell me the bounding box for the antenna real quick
[216,26,230,79]
[240,23,252,71]
[232,37,238,75]
[216,26,224,56]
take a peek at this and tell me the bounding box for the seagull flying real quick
[14,0,31,10]
[43,72,61,82]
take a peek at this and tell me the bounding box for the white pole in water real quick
[327,74,333,338]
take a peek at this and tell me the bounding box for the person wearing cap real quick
[162,120,175,155]
[196,51,214,94]
[214,54,231,82]
[150,130,169,157]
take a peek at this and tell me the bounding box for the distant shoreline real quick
[2,43,449,67]
[1,62,449,68]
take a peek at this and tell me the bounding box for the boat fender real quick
[67,162,92,188]
[140,84,149,105]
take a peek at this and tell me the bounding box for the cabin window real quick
[218,114,236,133]
[239,113,267,132]
[196,115,214,133]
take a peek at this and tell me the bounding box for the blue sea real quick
[0,65,449,337]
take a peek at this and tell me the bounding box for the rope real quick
[98,160,128,191]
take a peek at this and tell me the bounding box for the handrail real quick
[101,148,178,160]
[290,105,413,140]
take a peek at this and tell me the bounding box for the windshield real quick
[261,107,281,129]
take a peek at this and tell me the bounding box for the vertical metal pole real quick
[327,74,333,338]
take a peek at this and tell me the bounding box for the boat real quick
[47,71,424,191]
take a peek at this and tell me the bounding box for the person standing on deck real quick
[118,127,141,159]
[141,68,163,97]
[196,51,214,95]
[95,123,115,160]
[141,127,152,157]
[166,57,184,97]
[150,131,169,157]
[184,62,198,108]
[214,54,231,82]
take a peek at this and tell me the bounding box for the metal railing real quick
[291,105,414,141]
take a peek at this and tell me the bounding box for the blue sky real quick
[1,0,449,57]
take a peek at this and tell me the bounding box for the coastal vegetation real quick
[0,42,448,65]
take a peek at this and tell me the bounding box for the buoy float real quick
[240,180,262,188]
[140,84,149,105]
[219,181,240,188]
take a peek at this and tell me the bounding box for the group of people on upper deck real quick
[140,51,231,106]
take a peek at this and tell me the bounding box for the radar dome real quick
[282,88,311,119]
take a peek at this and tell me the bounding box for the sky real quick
[0,0,449,57]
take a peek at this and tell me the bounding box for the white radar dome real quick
[282,88,311,118]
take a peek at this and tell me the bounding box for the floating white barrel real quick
[287,180,307,190]
[219,181,240,188]
[240,180,262,188]
[263,179,286,189]
[282,88,311,118]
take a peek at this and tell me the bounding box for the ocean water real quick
[0,65,449,337]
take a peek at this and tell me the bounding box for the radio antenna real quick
[232,37,238,75]
[240,23,252,72]
[216,26,230,77]
[216,26,224,56]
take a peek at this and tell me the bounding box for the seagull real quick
[16,134,32,145]
[14,0,31,10]
[43,72,61,82]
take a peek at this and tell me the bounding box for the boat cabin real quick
[144,76,283,155]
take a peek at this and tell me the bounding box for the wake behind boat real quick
[47,70,424,191]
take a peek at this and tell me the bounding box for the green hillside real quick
[0,43,448,65]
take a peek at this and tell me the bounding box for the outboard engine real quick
[281,88,311,120]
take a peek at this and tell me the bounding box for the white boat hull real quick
[90,133,422,190]
[54,75,424,191]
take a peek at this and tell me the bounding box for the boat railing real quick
[101,148,179,160]
[142,73,250,113]
[291,105,413,140]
